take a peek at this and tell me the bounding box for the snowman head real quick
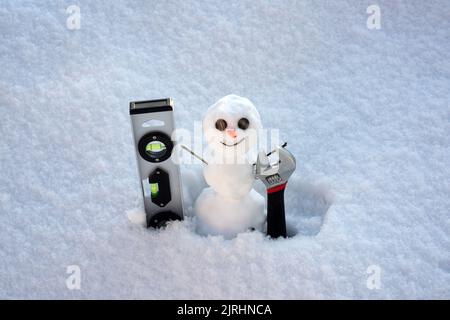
[203,95,262,161]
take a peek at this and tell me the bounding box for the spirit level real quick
[130,98,184,228]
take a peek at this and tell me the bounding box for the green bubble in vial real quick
[146,141,166,152]
[150,183,159,198]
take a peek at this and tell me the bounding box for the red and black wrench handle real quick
[266,182,287,238]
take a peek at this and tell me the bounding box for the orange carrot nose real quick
[226,128,238,139]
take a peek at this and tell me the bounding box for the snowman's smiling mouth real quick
[221,137,246,147]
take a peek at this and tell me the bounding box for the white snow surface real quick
[0,0,449,299]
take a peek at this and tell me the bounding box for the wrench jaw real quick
[255,146,296,189]
[255,145,296,238]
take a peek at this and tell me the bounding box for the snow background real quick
[0,0,449,299]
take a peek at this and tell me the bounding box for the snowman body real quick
[195,187,265,239]
[194,95,266,238]
[203,163,253,199]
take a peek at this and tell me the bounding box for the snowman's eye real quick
[215,119,227,131]
[238,118,249,130]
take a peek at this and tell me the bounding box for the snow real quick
[0,0,449,299]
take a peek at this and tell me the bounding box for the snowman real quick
[194,95,266,238]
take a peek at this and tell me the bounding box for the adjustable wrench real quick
[254,145,296,238]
